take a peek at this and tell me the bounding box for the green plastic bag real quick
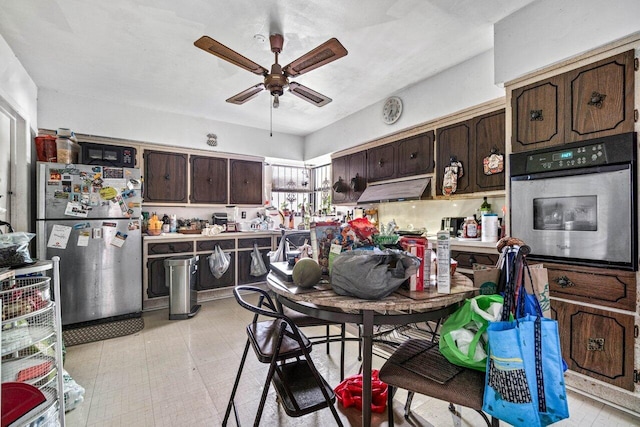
[439,294,504,371]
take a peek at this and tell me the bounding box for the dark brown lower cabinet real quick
[237,248,270,284]
[147,257,171,298]
[552,299,635,391]
[197,252,235,290]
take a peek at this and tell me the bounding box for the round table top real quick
[267,272,477,312]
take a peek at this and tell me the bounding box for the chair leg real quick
[387,385,395,427]
[253,351,280,427]
[358,324,363,361]
[404,391,414,419]
[325,324,331,354]
[223,338,251,426]
[339,324,346,381]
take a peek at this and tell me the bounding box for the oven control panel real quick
[524,143,607,173]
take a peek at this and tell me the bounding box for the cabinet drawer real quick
[148,241,193,255]
[451,251,498,269]
[552,300,634,391]
[544,263,636,311]
[196,239,235,252]
[238,237,272,249]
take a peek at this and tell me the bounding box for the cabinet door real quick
[436,122,473,195]
[229,159,263,205]
[566,50,635,143]
[545,263,636,311]
[190,156,228,204]
[450,251,499,269]
[147,257,170,298]
[331,155,349,204]
[197,252,235,289]
[367,143,396,182]
[237,248,270,284]
[144,151,188,203]
[552,300,635,391]
[511,75,565,153]
[473,110,505,192]
[348,151,367,202]
[396,131,435,177]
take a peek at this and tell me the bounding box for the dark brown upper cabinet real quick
[512,50,635,153]
[396,131,435,177]
[367,143,396,182]
[473,110,506,192]
[435,109,505,196]
[143,150,188,203]
[566,50,635,142]
[229,159,263,205]
[331,151,367,204]
[190,155,228,204]
[436,121,473,195]
[512,75,565,152]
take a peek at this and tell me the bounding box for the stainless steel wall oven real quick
[510,133,637,270]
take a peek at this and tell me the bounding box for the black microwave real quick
[79,142,137,167]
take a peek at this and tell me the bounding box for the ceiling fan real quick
[194,33,347,108]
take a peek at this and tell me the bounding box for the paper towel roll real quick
[481,213,499,242]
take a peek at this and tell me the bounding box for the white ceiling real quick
[0,0,536,136]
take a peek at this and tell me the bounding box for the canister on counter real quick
[481,213,499,242]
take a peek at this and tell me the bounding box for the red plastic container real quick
[35,135,57,162]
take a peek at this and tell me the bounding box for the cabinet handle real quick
[378,159,385,167]
[553,275,574,288]
[587,338,605,351]
[587,91,606,109]
[409,152,417,159]
[168,245,175,251]
[530,110,544,121]
[164,174,170,180]
[244,179,249,185]
[469,255,477,265]
[207,178,212,183]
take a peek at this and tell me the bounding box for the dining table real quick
[266,271,477,427]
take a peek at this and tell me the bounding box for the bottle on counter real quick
[462,216,478,239]
[480,197,492,214]
[170,214,177,233]
[162,214,170,233]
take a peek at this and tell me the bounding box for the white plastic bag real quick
[208,245,231,279]
[250,243,268,276]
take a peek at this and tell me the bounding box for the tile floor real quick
[64,296,640,426]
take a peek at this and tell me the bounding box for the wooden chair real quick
[378,339,499,427]
[223,285,343,427]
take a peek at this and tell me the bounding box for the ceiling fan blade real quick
[194,36,268,76]
[288,82,332,107]
[283,38,348,77]
[226,84,265,104]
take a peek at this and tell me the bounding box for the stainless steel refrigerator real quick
[36,162,142,325]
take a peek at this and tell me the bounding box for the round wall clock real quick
[382,96,403,124]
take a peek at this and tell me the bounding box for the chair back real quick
[233,285,306,345]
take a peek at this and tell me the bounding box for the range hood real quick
[357,177,431,204]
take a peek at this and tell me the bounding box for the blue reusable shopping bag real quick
[482,315,569,426]
[482,251,569,426]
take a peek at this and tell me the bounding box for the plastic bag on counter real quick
[331,249,420,299]
[0,232,36,268]
[208,245,231,279]
[250,243,268,277]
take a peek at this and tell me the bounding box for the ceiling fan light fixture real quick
[273,94,280,109]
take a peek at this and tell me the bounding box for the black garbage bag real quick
[331,249,420,300]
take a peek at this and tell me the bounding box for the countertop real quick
[143,230,281,240]
[426,236,500,254]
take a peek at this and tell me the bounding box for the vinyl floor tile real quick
[63,296,640,427]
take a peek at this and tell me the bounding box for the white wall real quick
[303,49,504,158]
[0,35,38,130]
[37,89,305,161]
[494,0,640,84]
[0,34,38,232]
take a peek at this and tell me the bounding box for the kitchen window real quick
[270,164,331,215]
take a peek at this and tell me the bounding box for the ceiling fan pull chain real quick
[270,98,273,137]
